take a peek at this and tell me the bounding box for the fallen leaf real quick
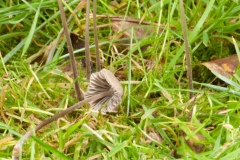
[202,55,239,78]
[182,125,206,154]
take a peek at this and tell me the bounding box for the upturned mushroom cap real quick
[85,69,123,113]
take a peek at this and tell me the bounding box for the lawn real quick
[1,0,240,159]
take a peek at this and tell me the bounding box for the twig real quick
[12,90,114,160]
[58,0,83,101]
[85,0,91,79]
[93,0,101,71]
[179,0,194,99]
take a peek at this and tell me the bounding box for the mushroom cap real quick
[85,69,123,113]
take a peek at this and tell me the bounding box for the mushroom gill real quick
[85,69,123,113]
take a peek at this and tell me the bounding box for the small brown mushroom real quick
[85,69,123,113]
[12,69,123,160]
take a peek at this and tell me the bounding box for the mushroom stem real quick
[93,0,101,71]
[58,0,83,100]
[12,90,114,160]
[85,0,91,79]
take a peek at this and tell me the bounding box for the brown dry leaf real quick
[202,55,239,78]
[111,19,156,46]
[110,16,176,45]
[182,125,205,154]
[112,20,153,38]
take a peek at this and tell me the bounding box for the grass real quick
[1,0,240,159]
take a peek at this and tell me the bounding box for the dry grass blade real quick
[0,85,8,124]
[93,0,101,71]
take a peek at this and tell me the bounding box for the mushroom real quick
[85,69,123,113]
[12,69,123,160]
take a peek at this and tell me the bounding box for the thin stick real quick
[179,0,194,99]
[85,0,91,79]
[58,0,83,101]
[93,0,101,71]
[12,90,114,160]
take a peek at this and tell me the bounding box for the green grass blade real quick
[31,136,72,160]
[3,38,26,63]
[199,82,240,96]
[107,141,128,157]
[167,0,215,71]
[232,36,240,61]
[212,71,240,90]
[188,0,216,43]
[21,0,42,57]
[219,147,240,160]
[28,65,51,99]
